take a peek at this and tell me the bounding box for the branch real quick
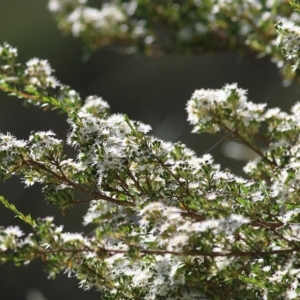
[5,245,300,259]
[26,158,135,207]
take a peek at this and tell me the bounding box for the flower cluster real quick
[48,0,87,13]
[80,95,110,116]
[66,3,126,37]
[186,83,266,138]
[24,58,59,88]
[276,20,300,72]
[49,0,129,46]
[0,133,28,181]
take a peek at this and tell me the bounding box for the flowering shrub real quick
[2,0,300,299]
[48,0,300,82]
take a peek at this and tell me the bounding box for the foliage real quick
[2,0,300,299]
[48,0,300,82]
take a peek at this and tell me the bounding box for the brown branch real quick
[25,158,135,207]
[0,84,62,109]
[8,245,300,259]
[126,167,144,195]
[23,157,208,220]
[219,120,277,167]
[251,220,283,230]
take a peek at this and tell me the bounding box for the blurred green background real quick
[0,1,299,299]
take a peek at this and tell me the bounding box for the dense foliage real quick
[2,0,300,299]
[49,0,300,82]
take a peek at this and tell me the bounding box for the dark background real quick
[0,1,299,299]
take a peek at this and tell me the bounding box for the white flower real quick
[24,58,59,88]
[48,0,87,13]
[287,289,298,299]
[4,226,23,237]
[276,20,300,72]
[132,268,153,287]
[81,96,110,112]
[61,232,85,243]
[251,191,264,202]
[137,123,152,133]
[66,3,126,37]
[262,265,271,272]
